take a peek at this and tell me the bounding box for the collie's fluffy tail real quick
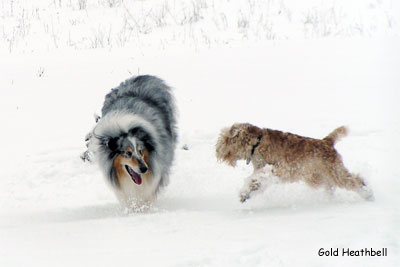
[323,126,348,145]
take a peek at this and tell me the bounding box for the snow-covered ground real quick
[1,0,399,266]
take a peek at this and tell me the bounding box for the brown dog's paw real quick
[239,191,250,203]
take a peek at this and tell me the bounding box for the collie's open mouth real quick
[125,165,142,185]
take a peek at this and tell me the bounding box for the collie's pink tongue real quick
[125,165,142,185]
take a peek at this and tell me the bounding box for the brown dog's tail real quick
[323,126,348,146]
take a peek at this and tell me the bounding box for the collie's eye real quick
[107,137,119,151]
[125,151,132,157]
[138,147,143,156]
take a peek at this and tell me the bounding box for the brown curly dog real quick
[216,123,373,202]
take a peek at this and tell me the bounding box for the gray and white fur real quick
[86,75,177,207]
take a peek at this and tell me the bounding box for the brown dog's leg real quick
[239,167,279,202]
[240,177,262,202]
[331,162,374,200]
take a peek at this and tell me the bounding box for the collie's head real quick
[108,128,155,186]
[89,112,159,188]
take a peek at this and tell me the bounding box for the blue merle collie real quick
[82,75,177,208]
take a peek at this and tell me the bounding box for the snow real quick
[1,0,399,266]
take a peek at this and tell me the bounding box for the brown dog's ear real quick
[230,123,247,139]
[230,127,241,138]
[247,125,262,139]
[230,123,261,139]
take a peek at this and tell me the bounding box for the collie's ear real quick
[143,138,155,153]
[107,137,120,151]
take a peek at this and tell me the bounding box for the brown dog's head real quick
[216,123,262,166]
